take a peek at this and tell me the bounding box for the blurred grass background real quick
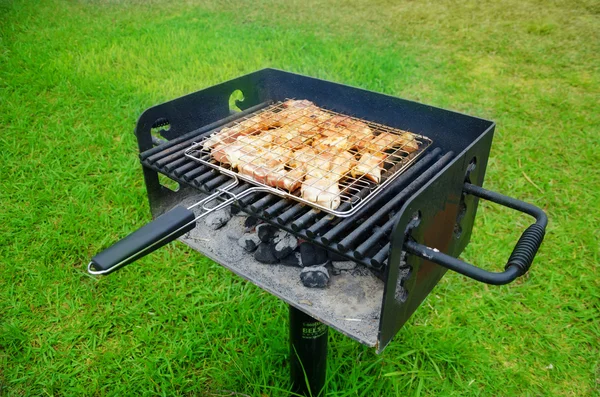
[1,0,598,395]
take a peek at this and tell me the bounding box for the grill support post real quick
[289,306,328,396]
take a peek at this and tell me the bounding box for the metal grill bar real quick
[263,200,293,217]
[184,100,433,217]
[276,203,306,224]
[182,165,210,181]
[371,243,391,269]
[249,195,280,213]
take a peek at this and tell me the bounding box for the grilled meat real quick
[204,99,421,209]
[212,143,261,169]
[266,166,305,191]
[289,147,317,169]
[301,177,341,210]
[202,120,263,150]
[366,131,419,153]
[351,152,387,183]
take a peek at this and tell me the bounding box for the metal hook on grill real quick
[87,177,272,276]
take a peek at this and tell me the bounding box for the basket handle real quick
[87,181,246,275]
[404,183,547,285]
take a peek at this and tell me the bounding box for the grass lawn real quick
[1,0,598,395]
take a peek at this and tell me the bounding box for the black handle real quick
[404,183,547,285]
[89,206,196,275]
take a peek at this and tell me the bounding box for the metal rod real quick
[370,242,390,268]
[249,194,280,212]
[276,203,307,224]
[163,157,189,172]
[335,151,453,251]
[289,305,328,397]
[153,150,186,168]
[182,165,210,181]
[263,199,293,218]
[204,175,232,191]
[191,170,218,187]
[290,209,321,232]
[238,192,266,208]
[353,215,399,259]
[173,161,198,177]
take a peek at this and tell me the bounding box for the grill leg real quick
[289,305,328,397]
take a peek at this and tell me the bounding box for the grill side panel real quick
[378,127,494,352]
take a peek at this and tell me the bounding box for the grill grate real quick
[184,100,432,217]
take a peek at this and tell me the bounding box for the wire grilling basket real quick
[185,99,433,217]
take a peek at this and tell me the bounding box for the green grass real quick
[1,0,599,395]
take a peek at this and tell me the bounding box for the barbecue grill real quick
[88,69,547,396]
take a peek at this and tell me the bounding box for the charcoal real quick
[256,224,278,243]
[244,216,260,230]
[332,261,357,270]
[273,230,298,259]
[254,242,279,264]
[300,265,330,288]
[204,208,232,230]
[299,242,329,267]
[238,232,261,252]
[230,205,242,216]
[328,251,347,262]
[280,251,302,267]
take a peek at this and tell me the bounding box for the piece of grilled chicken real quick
[365,131,419,153]
[299,150,356,210]
[351,152,387,183]
[301,177,341,210]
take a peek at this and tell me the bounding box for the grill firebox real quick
[88,69,547,396]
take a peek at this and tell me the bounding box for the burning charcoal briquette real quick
[300,265,330,288]
[273,230,298,259]
[280,252,302,267]
[299,242,329,267]
[204,208,232,230]
[256,223,278,243]
[238,233,261,252]
[254,242,279,264]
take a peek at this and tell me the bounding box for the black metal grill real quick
[89,69,546,360]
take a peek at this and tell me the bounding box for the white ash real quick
[174,195,383,347]
[332,261,357,270]
[238,232,261,252]
[273,230,298,259]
